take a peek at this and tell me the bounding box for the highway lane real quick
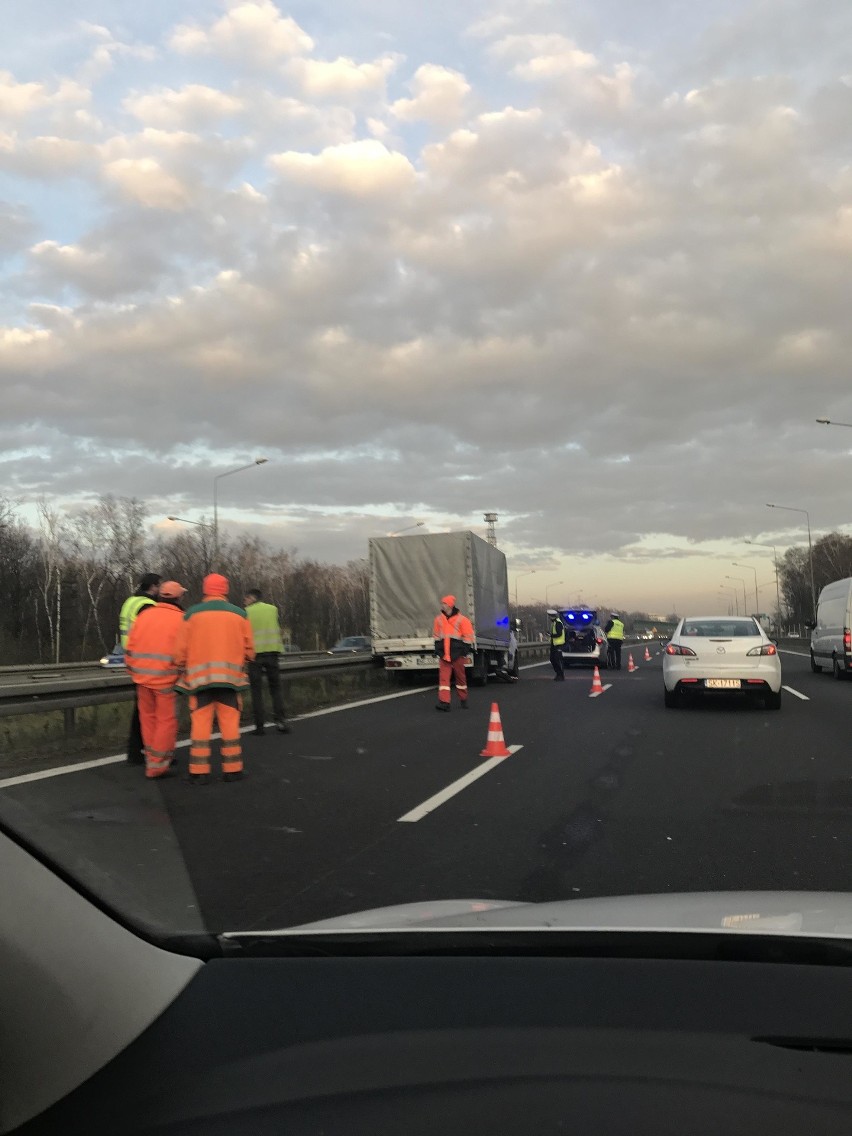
[0,646,849,935]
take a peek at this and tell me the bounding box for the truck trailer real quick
[370,531,514,683]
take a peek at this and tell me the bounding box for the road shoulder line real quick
[782,685,810,701]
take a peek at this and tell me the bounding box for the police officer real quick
[604,612,625,670]
[547,608,565,681]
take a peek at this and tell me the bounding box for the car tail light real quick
[845,629,851,653]
[746,644,777,656]
[665,644,697,656]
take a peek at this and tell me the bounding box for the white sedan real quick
[662,616,782,710]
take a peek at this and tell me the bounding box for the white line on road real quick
[782,685,810,701]
[589,684,613,698]
[398,745,523,823]
[779,649,810,658]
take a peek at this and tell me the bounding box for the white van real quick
[810,578,852,678]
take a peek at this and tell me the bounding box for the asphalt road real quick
[1,644,849,935]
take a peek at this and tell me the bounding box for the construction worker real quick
[604,612,625,670]
[119,572,161,765]
[433,594,474,711]
[173,573,255,784]
[243,588,289,735]
[547,608,565,680]
[125,581,186,779]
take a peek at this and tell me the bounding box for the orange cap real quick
[441,595,456,607]
[159,580,186,600]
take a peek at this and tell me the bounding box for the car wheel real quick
[764,688,782,710]
[810,652,822,673]
[833,656,845,681]
[663,686,680,709]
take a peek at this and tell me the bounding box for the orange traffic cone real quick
[628,653,636,672]
[644,646,651,662]
[480,702,512,758]
[589,665,604,695]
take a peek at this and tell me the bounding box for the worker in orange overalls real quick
[173,573,255,784]
[125,580,187,779]
[433,594,474,711]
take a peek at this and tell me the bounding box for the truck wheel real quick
[470,652,489,687]
[810,651,822,673]
[833,656,845,681]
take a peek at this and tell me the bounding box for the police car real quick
[557,609,609,669]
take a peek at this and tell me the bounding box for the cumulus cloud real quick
[103,157,194,209]
[286,54,401,98]
[268,139,416,197]
[391,64,471,124]
[169,1,313,67]
[123,85,244,129]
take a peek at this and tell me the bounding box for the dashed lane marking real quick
[589,684,613,698]
[397,745,523,823]
[782,685,810,701]
[779,649,810,658]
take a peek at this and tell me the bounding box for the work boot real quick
[190,773,210,785]
[276,720,290,734]
[223,771,244,782]
[435,703,450,712]
[252,726,265,737]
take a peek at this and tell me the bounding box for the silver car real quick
[663,616,782,709]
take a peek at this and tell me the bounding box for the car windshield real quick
[1,0,850,951]
[681,621,761,638]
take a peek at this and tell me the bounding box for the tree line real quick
[0,496,369,664]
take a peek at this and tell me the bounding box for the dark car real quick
[328,636,371,654]
[558,609,608,668]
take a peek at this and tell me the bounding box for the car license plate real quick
[705,678,741,689]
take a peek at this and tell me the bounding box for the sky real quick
[2,0,852,611]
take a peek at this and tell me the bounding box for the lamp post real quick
[744,540,783,629]
[725,575,748,613]
[720,584,739,615]
[167,516,214,573]
[816,418,852,428]
[766,502,815,617]
[732,563,759,615]
[545,581,565,605]
[514,570,536,605]
[213,458,268,563]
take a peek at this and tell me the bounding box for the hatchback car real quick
[558,610,609,668]
[328,636,371,654]
[663,616,782,709]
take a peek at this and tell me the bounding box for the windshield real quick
[2,0,851,947]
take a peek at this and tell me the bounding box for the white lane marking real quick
[782,685,810,701]
[398,744,523,823]
[589,684,613,698]
[779,649,810,658]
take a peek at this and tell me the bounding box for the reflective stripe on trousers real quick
[188,692,244,775]
[438,657,468,704]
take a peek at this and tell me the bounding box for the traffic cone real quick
[480,702,512,758]
[644,646,651,662]
[628,653,636,672]
[589,665,604,695]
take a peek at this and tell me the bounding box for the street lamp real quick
[513,570,536,605]
[545,581,565,605]
[816,418,852,428]
[766,503,815,617]
[167,516,211,529]
[720,584,739,615]
[725,575,748,613]
[732,563,759,615]
[745,540,783,630]
[213,458,268,562]
[388,521,425,536]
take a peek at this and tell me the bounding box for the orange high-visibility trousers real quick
[438,656,468,705]
[136,687,178,779]
[188,690,243,776]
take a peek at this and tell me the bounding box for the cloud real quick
[103,157,193,210]
[391,64,471,124]
[169,1,313,67]
[286,54,401,99]
[0,70,89,119]
[268,139,416,197]
[123,85,244,129]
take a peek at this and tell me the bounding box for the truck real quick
[369,531,514,683]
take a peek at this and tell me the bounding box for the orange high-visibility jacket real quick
[125,602,184,690]
[432,610,474,662]
[173,599,255,694]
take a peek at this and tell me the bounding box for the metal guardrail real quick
[0,644,549,735]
